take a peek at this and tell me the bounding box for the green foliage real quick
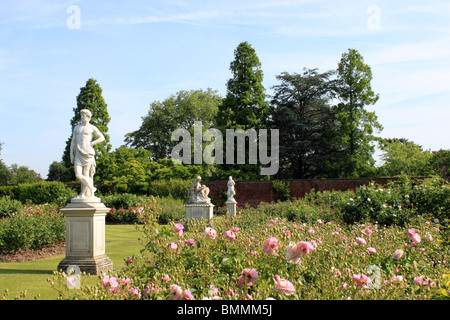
[271,69,337,179]
[430,149,450,177]
[0,181,76,206]
[341,177,450,226]
[217,41,269,130]
[331,48,383,178]
[125,89,221,160]
[0,162,42,186]
[378,138,434,177]
[272,181,291,202]
[216,41,269,179]
[0,196,24,218]
[0,205,64,253]
[148,178,191,201]
[101,193,184,224]
[52,199,449,300]
[47,161,72,182]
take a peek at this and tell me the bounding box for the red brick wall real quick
[205,178,398,207]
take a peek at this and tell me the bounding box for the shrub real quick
[272,181,291,202]
[340,176,450,226]
[0,205,64,253]
[0,196,24,218]
[0,181,76,206]
[148,179,191,201]
[50,203,449,300]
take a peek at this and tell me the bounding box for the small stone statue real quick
[70,109,105,199]
[188,176,211,204]
[227,176,236,202]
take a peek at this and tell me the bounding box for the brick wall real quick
[205,177,398,207]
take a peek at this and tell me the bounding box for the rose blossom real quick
[392,249,404,259]
[184,289,195,300]
[352,274,370,287]
[169,284,183,300]
[174,223,184,236]
[298,241,315,254]
[186,238,196,247]
[285,243,301,264]
[205,227,217,239]
[367,247,376,254]
[225,230,236,240]
[238,268,259,287]
[355,237,367,246]
[273,275,295,296]
[263,237,279,254]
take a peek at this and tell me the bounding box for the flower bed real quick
[51,195,450,300]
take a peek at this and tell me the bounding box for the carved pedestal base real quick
[226,200,237,217]
[57,198,113,275]
[184,203,214,229]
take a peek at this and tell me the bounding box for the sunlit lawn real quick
[0,224,143,300]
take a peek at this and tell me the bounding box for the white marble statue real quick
[70,109,105,199]
[188,176,211,204]
[227,176,236,202]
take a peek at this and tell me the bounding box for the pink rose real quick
[238,268,259,287]
[184,289,195,300]
[407,228,416,237]
[186,238,196,247]
[174,223,184,236]
[273,275,295,296]
[411,233,421,244]
[205,227,217,239]
[225,230,236,240]
[352,274,370,287]
[355,237,367,246]
[367,247,376,254]
[129,288,141,298]
[169,284,183,300]
[263,237,279,254]
[392,249,404,259]
[298,241,315,254]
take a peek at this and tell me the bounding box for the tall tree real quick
[271,69,337,179]
[215,42,270,180]
[216,41,269,130]
[61,78,112,181]
[378,138,434,177]
[332,48,382,177]
[125,88,221,160]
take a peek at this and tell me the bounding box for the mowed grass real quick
[0,224,143,300]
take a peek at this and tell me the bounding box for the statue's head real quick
[196,176,201,181]
[80,109,92,119]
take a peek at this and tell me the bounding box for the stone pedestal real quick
[226,200,237,217]
[57,197,113,275]
[185,203,214,228]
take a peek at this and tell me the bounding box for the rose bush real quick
[50,193,449,300]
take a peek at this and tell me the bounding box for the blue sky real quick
[0,0,449,177]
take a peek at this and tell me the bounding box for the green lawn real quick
[0,224,143,300]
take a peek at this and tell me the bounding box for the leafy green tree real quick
[332,48,383,177]
[9,164,42,184]
[61,78,112,181]
[378,138,434,177]
[215,41,270,180]
[47,161,72,182]
[271,69,337,179]
[430,149,450,176]
[216,41,269,130]
[125,88,221,161]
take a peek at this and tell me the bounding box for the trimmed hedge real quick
[0,181,76,206]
